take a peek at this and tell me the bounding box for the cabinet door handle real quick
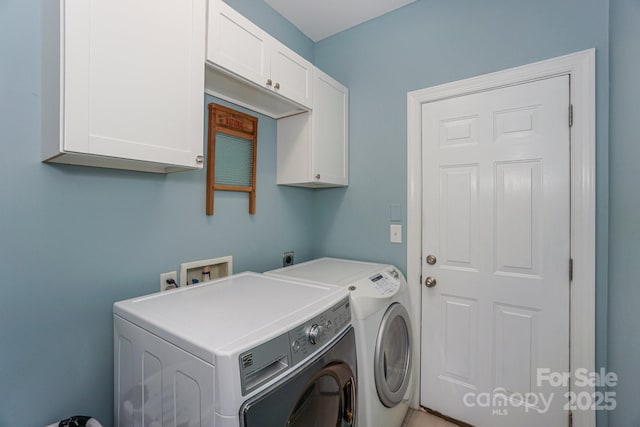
[274,82,280,89]
[195,155,204,164]
[266,79,273,87]
[315,174,321,180]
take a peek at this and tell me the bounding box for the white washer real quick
[113,272,357,427]
[266,258,413,427]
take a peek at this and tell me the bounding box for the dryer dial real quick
[307,324,322,345]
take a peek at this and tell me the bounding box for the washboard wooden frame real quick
[206,103,258,215]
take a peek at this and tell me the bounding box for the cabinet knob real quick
[266,79,273,87]
[274,82,280,89]
[195,155,204,164]
[315,174,321,180]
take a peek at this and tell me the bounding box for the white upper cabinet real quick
[277,68,349,188]
[206,0,313,118]
[270,42,313,109]
[41,0,206,173]
[206,1,270,87]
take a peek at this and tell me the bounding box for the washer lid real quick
[113,272,348,364]
[266,257,384,286]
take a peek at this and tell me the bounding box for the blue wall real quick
[0,1,314,425]
[313,0,610,425]
[608,0,640,425]
[313,0,609,272]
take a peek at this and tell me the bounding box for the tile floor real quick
[401,409,460,427]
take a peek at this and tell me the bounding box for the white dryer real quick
[266,258,413,427]
[113,272,357,427]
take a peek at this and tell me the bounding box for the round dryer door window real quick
[374,302,412,408]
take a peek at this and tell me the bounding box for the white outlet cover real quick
[390,224,402,243]
[160,271,178,292]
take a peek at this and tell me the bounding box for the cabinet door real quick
[270,41,313,109]
[64,0,205,168]
[312,69,349,186]
[207,0,271,88]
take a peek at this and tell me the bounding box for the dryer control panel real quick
[239,296,351,395]
[367,269,401,296]
[288,296,351,365]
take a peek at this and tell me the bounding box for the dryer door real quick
[242,327,357,427]
[286,362,356,427]
[374,302,412,407]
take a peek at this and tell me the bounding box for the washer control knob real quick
[307,324,322,345]
[292,340,301,352]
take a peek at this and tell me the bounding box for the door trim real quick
[406,49,595,427]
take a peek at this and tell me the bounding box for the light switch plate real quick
[389,204,402,222]
[390,224,402,243]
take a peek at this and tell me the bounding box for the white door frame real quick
[406,49,596,427]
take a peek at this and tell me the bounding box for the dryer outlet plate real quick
[283,251,294,267]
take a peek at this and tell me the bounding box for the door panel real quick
[442,295,477,385]
[421,75,570,427]
[439,165,479,271]
[493,304,537,395]
[494,161,542,276]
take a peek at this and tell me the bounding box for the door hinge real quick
[569,258,574,282]
[569,104,574,127]
[569,410,573,427]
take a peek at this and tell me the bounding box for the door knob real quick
[274,82,280,89]
[266,79,273,87]
[424,276,437,288]
[426,255,437,265]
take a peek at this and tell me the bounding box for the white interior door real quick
[420,75,570,427]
